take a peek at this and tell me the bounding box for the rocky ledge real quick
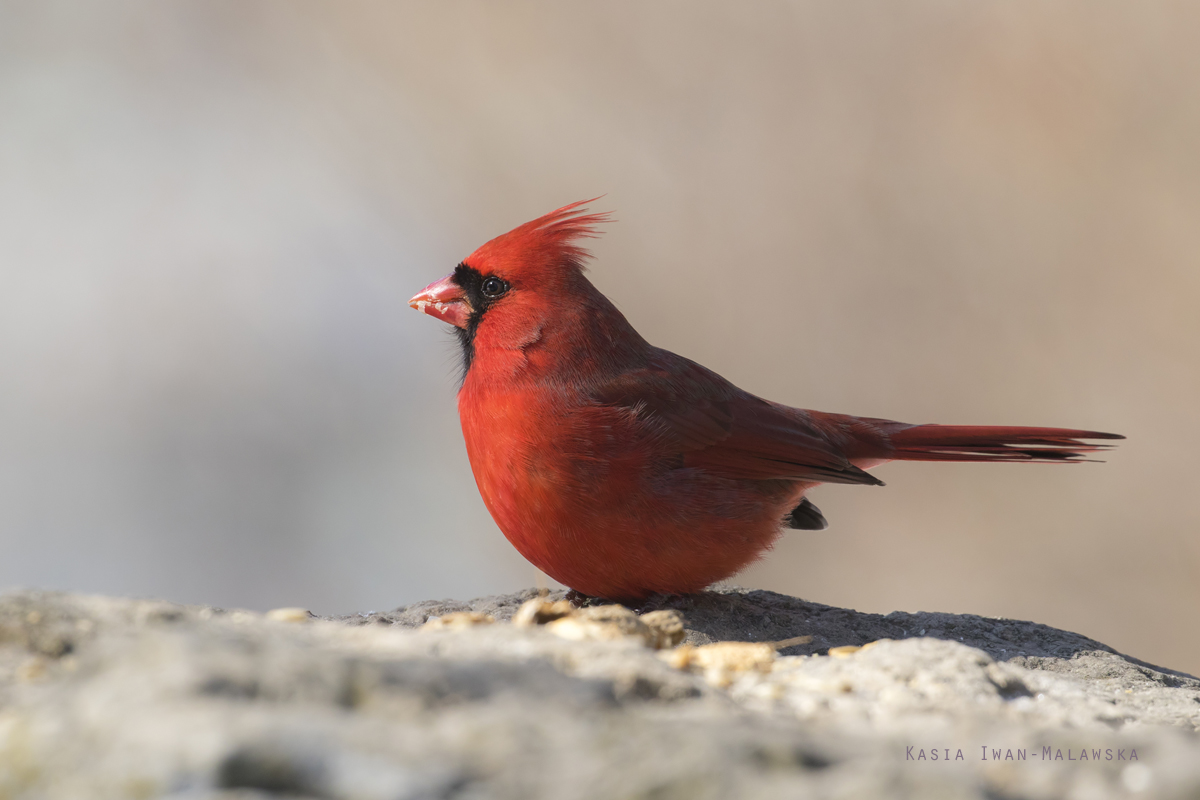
[1,588,1198,799]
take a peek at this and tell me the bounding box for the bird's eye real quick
[481,276,509,298]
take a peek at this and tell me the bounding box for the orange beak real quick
[408,275,472,329]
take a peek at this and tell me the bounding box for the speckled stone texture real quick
[2,588,1198,799]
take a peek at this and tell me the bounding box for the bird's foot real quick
[630,592,686,614]
[564,590,603,608]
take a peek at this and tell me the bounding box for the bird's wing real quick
[591,353,883,486]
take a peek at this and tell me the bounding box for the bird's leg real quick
[629,592,685,614]
[564,589,602,608]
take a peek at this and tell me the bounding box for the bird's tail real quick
[886,424,1123,463]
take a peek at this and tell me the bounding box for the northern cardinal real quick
[410,201,1121,600]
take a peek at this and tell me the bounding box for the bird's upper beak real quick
[408,275,471,329]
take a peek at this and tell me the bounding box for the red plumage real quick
[410,201,1121,600]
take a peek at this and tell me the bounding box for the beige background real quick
[1,3,1197,673]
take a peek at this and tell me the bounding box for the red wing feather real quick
[592,354,883,486]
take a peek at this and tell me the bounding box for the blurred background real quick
[1,2,1197,672]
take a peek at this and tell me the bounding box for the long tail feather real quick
[888,425,1123,463]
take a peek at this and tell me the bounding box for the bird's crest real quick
[466,199,612,280]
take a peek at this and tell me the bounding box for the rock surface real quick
[2,587,1198,799]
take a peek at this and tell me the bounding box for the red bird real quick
[410,201,1121,600]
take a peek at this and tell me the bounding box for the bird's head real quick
[409,199,612,372]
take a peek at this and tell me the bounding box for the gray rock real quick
[2,587,1198,799]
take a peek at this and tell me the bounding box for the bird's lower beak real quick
[408,275,471,328]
